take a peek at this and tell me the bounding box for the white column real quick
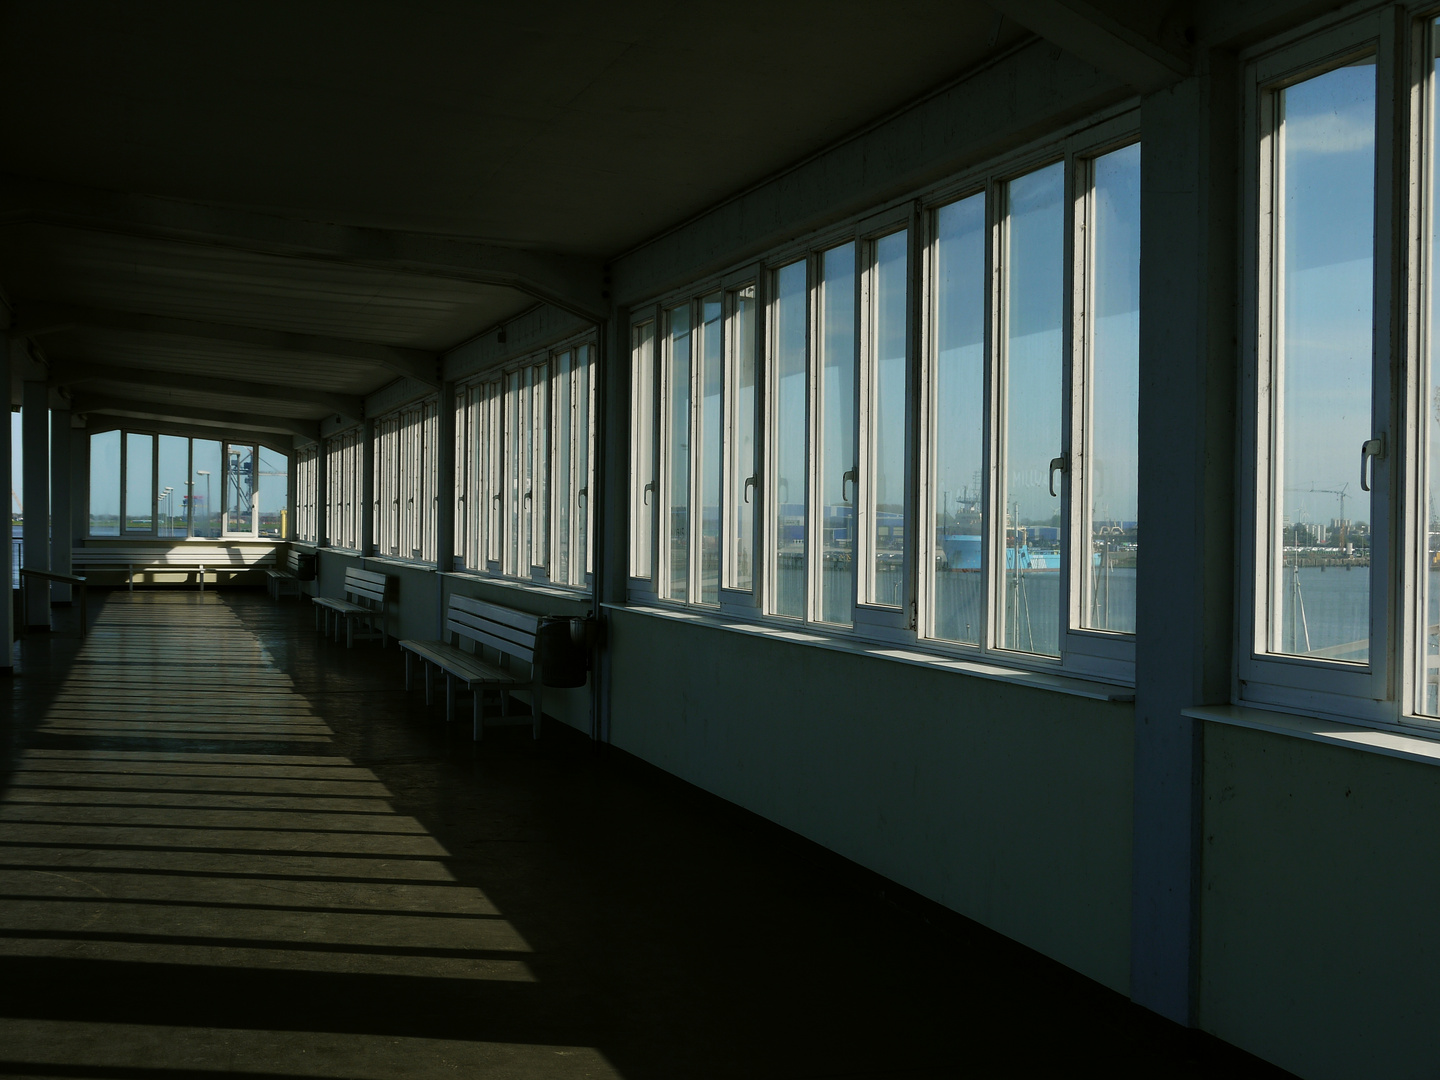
[436,383,456,572]
[50,405,73,603]
[22,380,50,627]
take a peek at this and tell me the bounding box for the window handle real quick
[523,490,533,505]
[842,467,857,503]
[1049,454,1068,497]
[492,493,502,505]
[578,486,587,508]
[643,480,656,505]
[744,475,757,503]
[1361,436,1386,492]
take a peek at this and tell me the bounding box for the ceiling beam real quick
[16,300,439,388]
[986,2,1191,93]
[0,176,610,323]
[71,393,321,441]
[53,360,363,421]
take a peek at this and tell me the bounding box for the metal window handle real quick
[842,467,857,503]
[1049,454,1068,497]
[643,480,656,505]
[1360,436,1386,492]
[492,493,502,504]
[523,490,533,505]
[578,486,587,508]
[744,475,757,503]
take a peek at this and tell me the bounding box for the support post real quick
[1131,55,1238,1026]
[316,437,328,548]
[50,406,72,603]
[70,428,86,544]
[286,448,298,540]
[596,314,623,745]
[22,380,50,628]
[360,418,375,557]
[436,382,456,573]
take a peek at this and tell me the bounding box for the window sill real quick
[606,602,1134,703]
[362,555,438,571]
[442,570,590,603]
[1184,704,1440,767]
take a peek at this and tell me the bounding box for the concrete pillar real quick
[316,438,328,547]
[22,380,50,627]
[436,383,456,572]
[0,336,13,669]
[50,406,72,604]
[70,428,86,545]
[596,313,625,744]
[360,418,375,556]
[1131,55,1239,1026]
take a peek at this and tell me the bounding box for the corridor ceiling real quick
[0,0,1033,439]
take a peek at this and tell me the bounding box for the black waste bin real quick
[536,616,588,687]
[296,552,317,581]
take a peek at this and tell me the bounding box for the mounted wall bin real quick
[536,615,590,687]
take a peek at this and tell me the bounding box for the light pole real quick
[159,486,173,536]
[197,471,211,537]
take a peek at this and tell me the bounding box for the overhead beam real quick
[52,360,363,421]
[0,176,609,323]
[71,393,321,441]
[16,300,439,388]
[985,2,1191,93]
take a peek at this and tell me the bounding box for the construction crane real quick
[1309,482,1351,550]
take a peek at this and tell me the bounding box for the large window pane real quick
[1269,60,1375,663]
[817,243,856,626]
[864,230,907,608]
[224,443,256,536]
[698,293,723,604]
[725,285,757,592]
[157,435,188,538]
[578,345,593,578]
[1083,144,1141,634]
[554,350,574,584]
[663,304,691,601]
[929,193,986,645]
[631,324,656,580]
[999,162,1064,656]
[124,432,153,533]
[258,447,288,539]
[89,430,120,536]
[769,261,807,618]
[193,439,222,539]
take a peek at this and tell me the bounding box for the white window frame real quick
[1238,10,1396,722]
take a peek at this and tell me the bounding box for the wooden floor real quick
[0,590,1297,1079]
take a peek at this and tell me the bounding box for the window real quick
[1240,10,1440,728]
[453,338,596,588]
[87,429,288,540]
[630,115,1139,680]
[373,399,438,562]
[325,427,364,550]
[297,444,319,543]
[643,278,761,609]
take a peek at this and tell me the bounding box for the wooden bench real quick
[265,547,313,601]
[311,567,390,647]
[399,594,544,740]
[71,545,277,590]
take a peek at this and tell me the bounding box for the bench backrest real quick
[73,546,276,567]
[343,567,389,607]
[446,594,541,664]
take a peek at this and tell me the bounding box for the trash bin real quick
[297,552,317,581]
[536,616,588,688]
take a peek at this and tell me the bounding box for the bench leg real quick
[128,565,134,592]
[404,650,413,692]
[199,565,206,592]
[346,615,354,649]
[473,686,484,741]
[445,674,455,724]
[423,661,432,706]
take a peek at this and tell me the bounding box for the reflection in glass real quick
[1084,144,1141,634]
[699,293,723,604]
[665,304,692,601]
[770,262,807,618]
[631,324,656,580]
[157,435,189,537]
[865,230,907,608]
[818,243,856,626]
[555,350,574,584]
[1271,60,1374,663]
[193,439,222,539]
[225,443,256,536]
[726,285,757,592]
[124,432,153,533]
[258,447,288,539]
[929,193,986,645]
[89,430,120,536]
[1000,162,1064,656]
